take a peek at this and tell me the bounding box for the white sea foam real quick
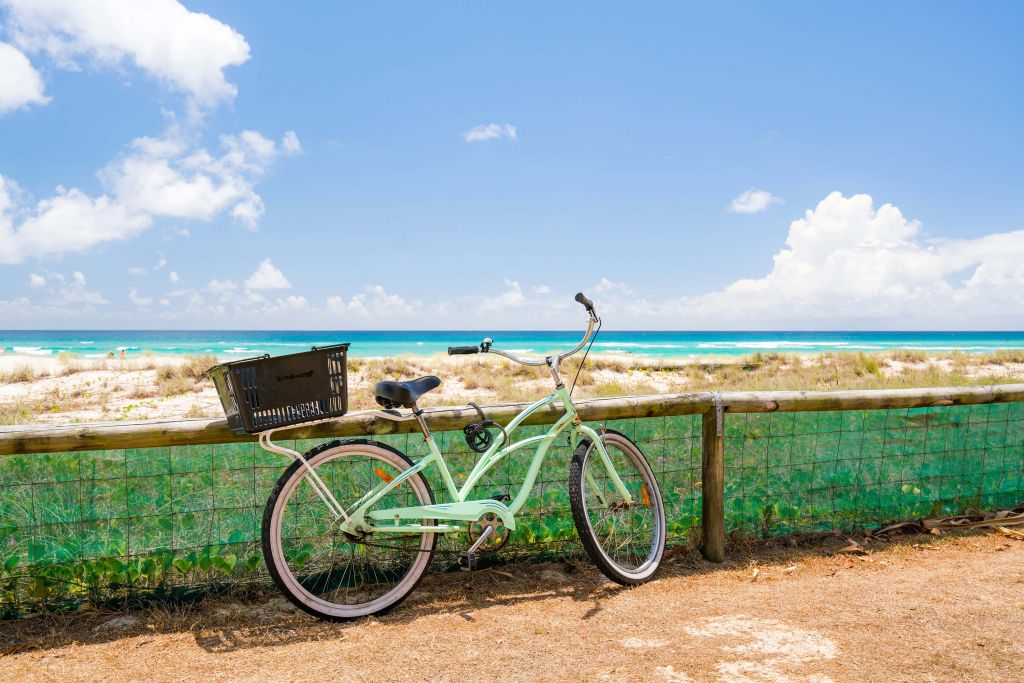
[696,341,851,350]
[13,346,53,356]
[592,342,687,349]
[224,347,264,355]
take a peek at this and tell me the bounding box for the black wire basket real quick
[208,343,350,435]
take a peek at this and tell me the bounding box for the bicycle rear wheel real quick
[568,430,665,584]
[262,439,435,621]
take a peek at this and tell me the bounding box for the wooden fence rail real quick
[3,383,1023,564]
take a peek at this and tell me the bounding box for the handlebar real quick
[575,292,595,315]
[447,345,480,355]
[455,294,600,368]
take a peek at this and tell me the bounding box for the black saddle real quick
[374,376,441,409]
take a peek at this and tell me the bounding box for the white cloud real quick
[532,285,552,295]
[0,181,152,263]
[673,191,1024,324]
[28,273,46,288]
[29,270,108,305]
[282,130,302,155]
[462,123,517,143]
[128,288,152,306]
[0,42,49,113]
[127,266,147,276]
[169,270,179,283]
[3,0,250,108]
[477,279,527,312]
[206,278,237,301]
[0,126,291,263]
[327,285,416,318]
[728,188,784,214]
[594,278,634,296]
[244,258,291,290]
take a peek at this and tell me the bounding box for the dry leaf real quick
[836,538,867,556]
[750,567,761,581]
[782,565,799,574]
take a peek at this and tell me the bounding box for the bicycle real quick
[212,293,666,621]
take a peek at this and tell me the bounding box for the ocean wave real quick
[591,342,687,349]
[79,341,95,345]
[224,347,264,354]
[696,341,851,349]
[13,346,53,356]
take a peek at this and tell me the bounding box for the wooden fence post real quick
[701,408,725,562]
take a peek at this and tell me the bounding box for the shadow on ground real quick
[0,530,984,657]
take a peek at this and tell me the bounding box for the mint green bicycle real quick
[250,294,665,620]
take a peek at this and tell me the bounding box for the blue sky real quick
[1,1,1022,329]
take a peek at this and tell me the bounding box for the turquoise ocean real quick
[3,330,1024,360]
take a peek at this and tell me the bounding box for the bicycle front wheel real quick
[568,430,665,584]
[262,440,436,621]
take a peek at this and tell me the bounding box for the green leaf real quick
[213,553,237,575]
[140,558,157,580]
[227,529,247,544]
[245,554,262,572]
[3,556,18,572]
[198,553,212,572]
[172,552,196,575]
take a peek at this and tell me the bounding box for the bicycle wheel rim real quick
[580,436,664,579]
[267,445,434,618]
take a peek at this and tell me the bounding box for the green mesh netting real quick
[1,404,1021,617]
[0,415,700,616]
[725,403,1024,536]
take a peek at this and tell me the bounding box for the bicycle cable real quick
[569,318,601,397]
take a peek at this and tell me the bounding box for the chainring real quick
[467,512,510,553]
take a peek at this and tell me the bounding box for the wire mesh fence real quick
[1,400,1022,617]
[0,414,701,616]
[724,402,1024,537]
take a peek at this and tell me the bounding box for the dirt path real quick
[3,533,1022,682]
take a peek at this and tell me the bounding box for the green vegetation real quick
[2,400,1022,616]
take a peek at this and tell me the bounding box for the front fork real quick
[574,424,633,507]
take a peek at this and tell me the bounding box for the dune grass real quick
[154,355,219,396]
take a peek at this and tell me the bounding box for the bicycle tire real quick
[568,429,666,584]
[262,439,436,621]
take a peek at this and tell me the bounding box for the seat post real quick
[412,404,432,441]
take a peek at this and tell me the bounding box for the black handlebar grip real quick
[575,292,595,311]
[448,345,480,355]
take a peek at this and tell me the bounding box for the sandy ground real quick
[2,531,1022,682]
[0,356,222,423]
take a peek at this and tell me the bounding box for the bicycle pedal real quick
[458,551,478,572]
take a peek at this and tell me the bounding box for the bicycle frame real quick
[332,385,633,536]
